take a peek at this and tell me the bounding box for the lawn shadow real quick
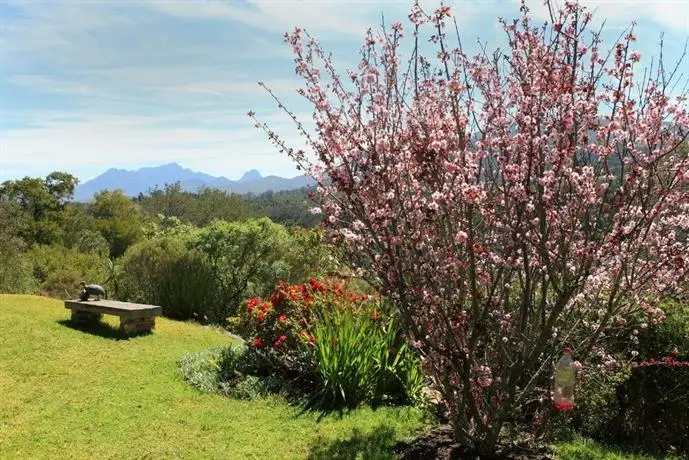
[307,425,399,460]
[57,319,152,340]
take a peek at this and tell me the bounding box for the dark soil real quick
[394,425,554,460]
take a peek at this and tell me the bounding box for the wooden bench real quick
[65,299,163,336]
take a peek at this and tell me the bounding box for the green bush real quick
[120,218,339,322]
[179,347,224,394]
[610,359,689,455]
[569,364,632,440]
[119,236,217,320]
[189,218,293,317]
[282,227,342,283]
[217,344,285,399]
[179,343,283,400]
[0,236,36,294]
[636,300,689,360]
[68,229,110,257]
[25,244,106,298]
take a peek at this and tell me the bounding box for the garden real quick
[2,0,689,458]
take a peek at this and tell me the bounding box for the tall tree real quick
[89,190,143,258]
[0,172,78,245]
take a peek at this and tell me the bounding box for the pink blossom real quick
[476,365,493,388]
[256,0,689,450]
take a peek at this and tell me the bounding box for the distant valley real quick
[74,163,315,201]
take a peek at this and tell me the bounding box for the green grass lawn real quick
[0,295,425,459]
[554,437,659,460]
[0,295,656,459]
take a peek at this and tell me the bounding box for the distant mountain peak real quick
[74,164,312,201]
[238,169,262,183]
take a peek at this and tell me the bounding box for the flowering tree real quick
[253,0,689,453]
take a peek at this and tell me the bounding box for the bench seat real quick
[65,299,163,336]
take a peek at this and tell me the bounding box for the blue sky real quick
[1,0,688,184]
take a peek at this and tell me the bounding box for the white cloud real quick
[0,110,310,182]
[3,0,686,185]
[522,0,689,33]
[145,0,391,38]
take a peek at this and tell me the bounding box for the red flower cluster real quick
[237,278,380,361]
[273,335,288,349]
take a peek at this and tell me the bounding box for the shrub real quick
[228,279,423,408]
[68,229,110,257]
[636,300,689,360]
[0,236,36,294]
[179,347,224,394]
[569,363,632,440]
[232,278,366,378]
[25,244,106,298]
[189,218,293,317]
[282,227,342,283]
[215,343,286,400]
[609,358,689,455]
[119,236,217,320]
[310,309,423,409]
[121,219,337,322]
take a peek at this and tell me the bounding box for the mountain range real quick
[74,163,314,201]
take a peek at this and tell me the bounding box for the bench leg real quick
[71,310,103,325]
[119,317,155,336]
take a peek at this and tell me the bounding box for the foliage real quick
[120,219,337,322]
[568,362,632,440]
[636,300,689,359]
[0,294,425,459]
[247,187,322,228]
[256,0,689,453]
[137,182,253,227]
[216,344,287,400]
[118,235,217,320]
[609,358,689,455]
[189,218,293,318]
[136,182,320,228]
[179,346,225,394]
[0,172,78,245]
[25,244,106,298]
[69,228,110,256]
[229,279,422,409]
[88,189,143,258]
[101,258,123,299]
[310,308,423,409]
[0,234,36,294]
[284,226,343,282]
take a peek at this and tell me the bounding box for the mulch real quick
[394,425,554,460]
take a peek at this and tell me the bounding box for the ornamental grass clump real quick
[254,0,689,454]
[310,308,423,409]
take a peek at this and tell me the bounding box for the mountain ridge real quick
[74,163,314,201]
